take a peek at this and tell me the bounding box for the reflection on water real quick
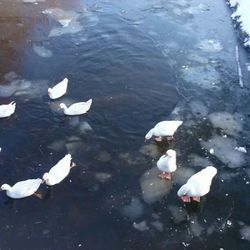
[0,0,250,249]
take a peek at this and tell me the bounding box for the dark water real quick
[0,0,250,249]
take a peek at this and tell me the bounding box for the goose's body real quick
[0,101,16,118]
[0,178,42,199]
[157,149,177,179]
[145,121,183,141]
[177,166,217,202]
[60,99,92,116]
[43,154,73,186]
[48,78,68,99]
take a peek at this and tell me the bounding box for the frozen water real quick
[139,144,160,158]
[188,154,212,167]
[33,45,53,58]
[150,221,164,232]
[168,205,187,224]
[181,65,220,89]
[240,226,250,241]
[190,100,208,117]
[133,221,149,232]
[95,151,111,162]
[47,140,66,152]
[208,112,242,135]
[121,197,144,220]
[187,53,209,64]
[201,135,246,168]
[140,167,172,204]
[173,167,195,185]
[197,39,223,52]
[65,136,84,154]
[190,218,204,237]
[79,121,93,135]
[0,84,18,97]
[95,172,112,183]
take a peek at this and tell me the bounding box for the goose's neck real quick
[145,129,154,140]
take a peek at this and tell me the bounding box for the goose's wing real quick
[50,78,68,98]
[12,179,42,196]
[49,154,72,178]
[68,99,92,114]
[154,121,183,136]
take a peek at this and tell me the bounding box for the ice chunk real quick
[197,39,223,52]
[133,221,149,232]
[190,218,204,237]
[168,205,187,224]
[208,112,242,135]
[240,226,250,241]
[150,221,164,232]
[188,154,212,167]
[33,45,53,58]
[187,53,209,64]
[140,167,172,204]
[209,148,215,155]
[79,121,93,135]
[121,197,144,220]
[173,167,195,185]
[47,140,66,152]
[139,144,160,158]
[201,136,245,168]
[95,172,112,183]
[190,100,208,117]
[182,65,220,89]
[0,84,18,97]
[95,151,111,162]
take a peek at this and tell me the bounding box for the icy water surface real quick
[0,0,250,249]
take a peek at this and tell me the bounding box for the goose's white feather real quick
[48,78,68,99]
[157,149,177,173]
[1,178,42,199]
[177,166,217,197]
[60,99,92,115]
[43,154,72,186]
[0,101,16,118]
[145,120,183,140]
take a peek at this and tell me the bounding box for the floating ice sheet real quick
[208,112,242,135]
[190,100,208,117]
[140,167,172,204]
[240,225,250,241]
[188,154,212,167]
[121,197,144,219]
[173,167,195,185]
[33,45,53,58]
[201,135,245,168]
[197,39,223,52]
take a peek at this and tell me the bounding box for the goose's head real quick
[59,103,67,110]
[0,184,11,191]
[164,149,176,158]
[42,173,50,183]
[48,88,52,95]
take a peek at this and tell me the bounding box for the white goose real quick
[60,99,92,116]
[145,120,183,141]
[177,166,217,203]
[0,178,42,199]
[43,154,75,186]
[48,78,68,99]
[0,101,16,118]
[157,149,177,180]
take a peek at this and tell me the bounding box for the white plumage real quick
[43,154,73,186]
[145,120,183,140]
[157,149,177,173]
[0,101,16,118]
[177,166,217,202]
[0,178,42,199]
[60,99,92,116]
[48,78,68,99]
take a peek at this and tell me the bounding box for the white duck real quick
[48,78,68,99]
[60,99,92,116]
[177,166,217,203]
[145,120,183,141]
[0,101,16,118]
[43,154,75,186]
[0,178,42,199]
[157,149,177,180]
